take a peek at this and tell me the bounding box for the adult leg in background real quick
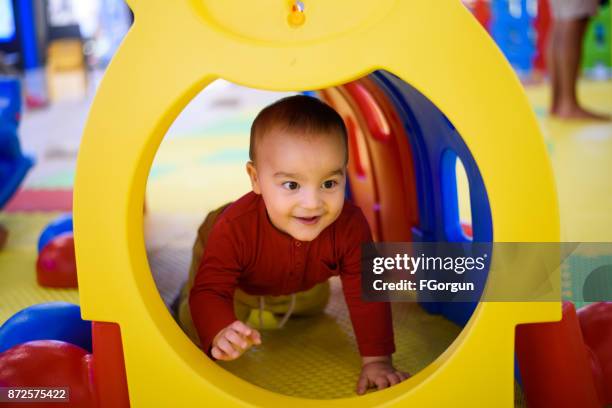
[549,1,610,120]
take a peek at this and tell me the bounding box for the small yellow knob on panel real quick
[288,1,306,27]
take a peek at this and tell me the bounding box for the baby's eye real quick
[322,180,338,189]
[282,181,299,190]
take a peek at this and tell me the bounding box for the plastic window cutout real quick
[509,0,522,19]
[0,0,16,42]
[440,149,473,242]
[455,155,473,239]
[345,82,391,142]
[526,0,537,17]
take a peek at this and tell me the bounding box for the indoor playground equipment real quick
[0,76,33,210]
[464,0,550,75]
[467,0,611,78]
[0,0,609,406]
[36,214,78,288]
[490,0,539,74]
[516,301,612,407]
[67,0,562,406]
[0,302,91,354]
[36,232,77,288]
[582,4,612,78]
[319,72,491,327]
[37,213,73,252]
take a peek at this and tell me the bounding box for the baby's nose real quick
[301,189,323,209]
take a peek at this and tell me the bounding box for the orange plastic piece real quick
[534,0,551,73]
[320,88,382,241]
[91,322,130,408]
[36,233,78,288]
[516,302,605,408]
[473,0,491,31]
[578,302,612,405]
[345,78,420,241]
[347,82,391,142]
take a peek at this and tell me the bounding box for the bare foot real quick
[0,225,7,250]
[553,105,611,121]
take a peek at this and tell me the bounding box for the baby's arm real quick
[338,208,409,394]
[211,320,261,361]
[189,217,250,356]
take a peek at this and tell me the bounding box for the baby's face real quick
[247,128,347,241]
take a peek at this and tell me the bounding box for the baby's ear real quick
[246,161,261,194]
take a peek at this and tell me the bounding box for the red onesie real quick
[189,191,395,357]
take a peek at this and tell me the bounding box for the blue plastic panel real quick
[370,71,493,326]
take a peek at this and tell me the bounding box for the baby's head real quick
[246,95,348,242]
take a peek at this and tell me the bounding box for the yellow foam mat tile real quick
[525,80,612,241]
[0,212,80,324]
[217,277,462,399]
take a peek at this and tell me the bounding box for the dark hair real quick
[249,95,347,162]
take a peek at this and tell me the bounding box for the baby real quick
[187,95,408,394]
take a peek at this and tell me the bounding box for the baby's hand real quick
[211,320,261,361]
[356,357,410,395]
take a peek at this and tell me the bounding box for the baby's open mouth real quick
[294,215,321,225]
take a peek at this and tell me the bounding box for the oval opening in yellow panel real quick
[144,78,466,399]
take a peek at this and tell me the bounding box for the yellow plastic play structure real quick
[74,0,560,406]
